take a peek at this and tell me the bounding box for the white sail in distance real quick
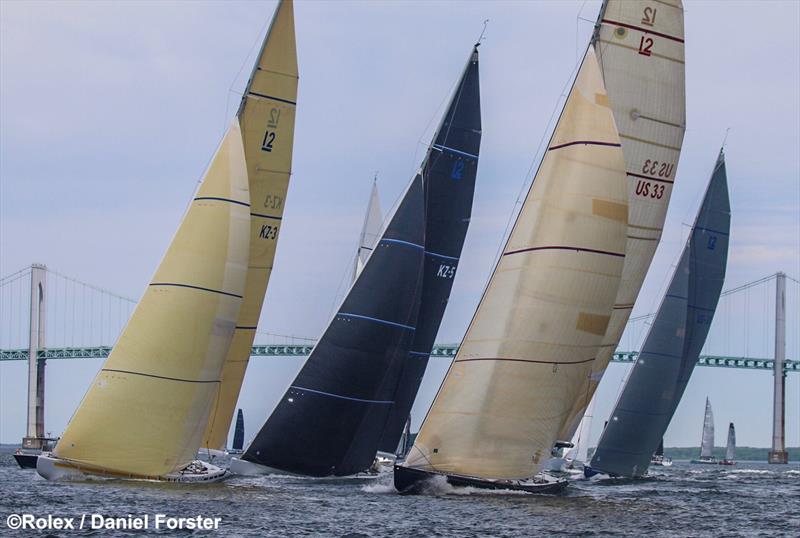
[354,179,383,281]
[560,0,687,441]
[402,48,628,480]
[700,397,715,459]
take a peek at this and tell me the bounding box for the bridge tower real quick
[23,263,48,450]
[769,272,788,464]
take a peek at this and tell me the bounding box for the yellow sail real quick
[559,0,686,440]
[404,48,628,480]
[52,121,250,478]
[202,0,299,450]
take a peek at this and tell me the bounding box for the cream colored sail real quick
[404,48,628,480]
[203,0,299,450]
[559,0,686,440]
[53,121,250,478]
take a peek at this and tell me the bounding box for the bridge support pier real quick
[23,264,47,450]
[769,272,788,464]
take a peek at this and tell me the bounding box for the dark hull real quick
[394,465,568,495]
[13,453,39,469]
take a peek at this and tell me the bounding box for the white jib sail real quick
[354,179,383,281]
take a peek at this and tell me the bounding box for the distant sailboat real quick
[38,120,251,482]
[721,422,735,465]
[395,46,629,495]
[230,44,481,478]
[691,398,717,464]
[650,439,672,467]
[558,0,688,447]
[564,396,596,469]
[354,179,383,281]
[230,409,246,454]
[586,149,730,478]
[202,0,300,453]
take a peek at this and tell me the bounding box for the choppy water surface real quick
[1,448,797,537]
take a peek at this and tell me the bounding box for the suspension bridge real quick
[1,264,797,461]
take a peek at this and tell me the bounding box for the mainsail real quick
[560,0,688,442]
[240,174,425,477]
[47,121,250,478]
[588,150,730,477]
[378,46,482,454]
[700,398,715,459]
[203,0,299,451]
[232,409,245,452]
[725,422,736,462]
[354,180,383,281]
[400,47,628,481]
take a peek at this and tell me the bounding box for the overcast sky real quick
[1,0,798,450]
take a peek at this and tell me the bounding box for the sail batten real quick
[203,0,299,451]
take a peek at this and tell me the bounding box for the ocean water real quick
[1,448,797,537]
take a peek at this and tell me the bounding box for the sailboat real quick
[38,120,251,482]
[650,439,673,467]
[558,0,688,448]
[354,179,383,281]
[586,150,730,478]
[202,0,299,454]
[691,398,717,464]
[564,396,596,471]
[395,45,629,495]
[231,44,481,478]
[721,422,736,465]
[229,409,246,455]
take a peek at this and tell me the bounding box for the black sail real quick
[377,46,482,453]
[242,175,426,476]
[232,409,245,451]
[589,150,730,478]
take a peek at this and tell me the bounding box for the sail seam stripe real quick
[694,226,729,236]
[431,144,479,160]
[666,294,688,300]
[548,140,621,151]
[409,351,431,357]
[102,368,219,384]
[597,39,685,65]
[628,235,659,241]
[380,238,424,251]
[250,212,282,220]
[338,312,416,331]
[235,326,258,330]
[600,19,685,43]
[149,283,243,299]
[619,133,682,152]
[193,196,250,207]
[425,251,459,261]
[247,91,296,106]
[641,351,682,359]
[290,386,394,404]
[456,357,595,365]
[688,305,716,313]
[626,172,675,184]
[504,246,625,258]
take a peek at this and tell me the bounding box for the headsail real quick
[203,0,299,451]
[560,0,688,442]
[725,422,735,462]
[401,48,628,480]
[232,409,245,452]
[378,46,482,454]
[588,150,730,477]
[700,398,715,459]
[240,175,425,477]
[354,180,383,281]
[48,121,250,478]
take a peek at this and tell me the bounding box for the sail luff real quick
[403,48,628,480]
[51,121,250,478]
[560,0,687,442]
[203,0,299,450]
[700,398,715,458]
[377,45,482,453]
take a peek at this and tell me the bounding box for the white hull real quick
[37,454,227,483]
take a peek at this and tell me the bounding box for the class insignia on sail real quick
[586,149,730,479]
[558,0,688,449]
[395,45,629,495]
[230,44,482,478]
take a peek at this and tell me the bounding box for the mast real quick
[560,0,688,443]
[588,149,730,477]
[48,120,250,478]
[402,47,628,480]
[377,44,482,453]
[203,0,300,451]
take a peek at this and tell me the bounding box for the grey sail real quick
[700,398,715,459]
[588,149,730,478]
[725,422,735,461]
[232,409,245,452]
